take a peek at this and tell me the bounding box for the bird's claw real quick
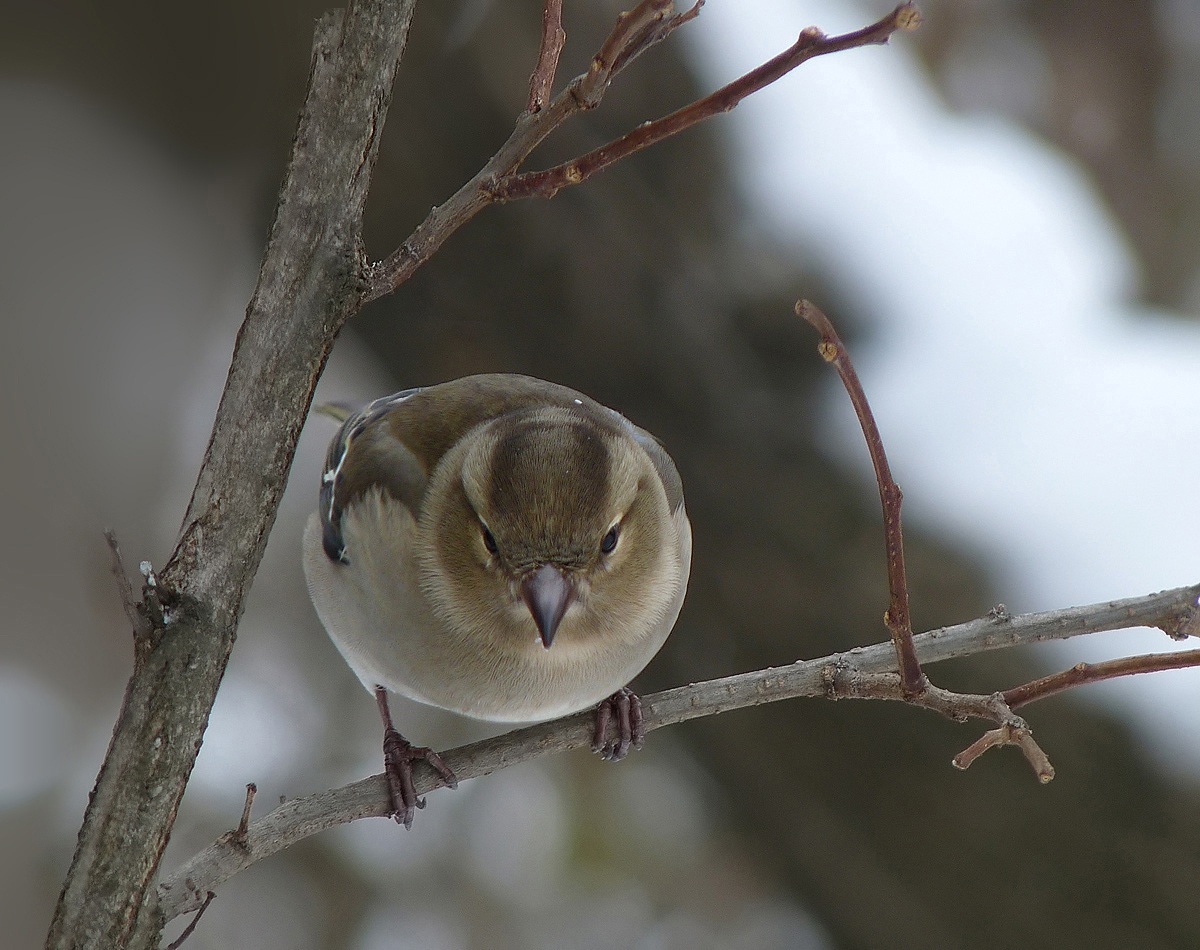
[592,687,644,761]
[382,727,458,829]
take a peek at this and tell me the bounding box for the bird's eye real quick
[481,525,499,555]
[600,524,620,554]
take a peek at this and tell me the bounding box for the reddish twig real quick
[798,300,925,695]
[823,665,1054,781]
[1003,649,1200,709]
[211,782,259,856]
[797,295,1200,778]
[365,2,915,302]
[165,891,215,950]
[953,724,1055,782]
[798,298,1059,779]
[601,0,704,78]
[493,2,920,200]
[364,0,706,302]
[526,0,566,113]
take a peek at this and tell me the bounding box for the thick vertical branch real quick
[45,4,416,948]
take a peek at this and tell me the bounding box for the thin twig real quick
[604,0,704,77]
[165,891,214,950]
[364,2,909,302]
[493,3,920,201]
[156,582,1199,921]
[364,0,701,301]
[1004,649,1200,709]
[234,784,257,845]
[953,724,1055,781]
[797,299,925,695]
[104,530,154,658]
[526,0,566,113]
[821,666,1053,780]
[591,0,675,82]
[103,529,139,629]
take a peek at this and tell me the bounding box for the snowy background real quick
[689,0,1200,772]
[3,0,1199,947]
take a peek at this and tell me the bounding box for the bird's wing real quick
[318,388,427,562]
[610,416,685,516]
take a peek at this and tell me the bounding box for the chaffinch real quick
[303,374,691,826]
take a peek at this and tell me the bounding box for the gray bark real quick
[45,4,416,947]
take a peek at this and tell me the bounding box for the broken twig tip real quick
[952,722,1056,783]
[236,783,257,841]
[895,3,923,32]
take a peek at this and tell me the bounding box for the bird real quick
[302,373,692,827]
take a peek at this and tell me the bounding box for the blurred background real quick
[2,0,1200,947]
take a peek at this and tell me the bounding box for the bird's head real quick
[421,405,679,652]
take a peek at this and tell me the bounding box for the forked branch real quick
[796,298,1200,780]
[821,667,1055,782]
[798,299,1044,775]
[363,2,920,302]
[494,2,921,200]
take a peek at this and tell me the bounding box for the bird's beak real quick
[520,564,574,648]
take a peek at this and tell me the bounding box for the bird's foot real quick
[374,686,457,828]
[592,687,644,761]
[381,727,458,829]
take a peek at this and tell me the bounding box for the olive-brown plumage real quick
[302,374,691,824]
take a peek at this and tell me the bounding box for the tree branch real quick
[820,668,1055,782]
[362,1,913,302]
[798,300,925,694]
[363,0,705,302]
[157,582,1200,921]
[1003,648,1200,709]
[163,891,213,950]
[798,300,1063,776]
[103,529,156,666]
[493,2,920,201]
[46,5,417,948]
[953,723,1055,777]
[526,0,566,113]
